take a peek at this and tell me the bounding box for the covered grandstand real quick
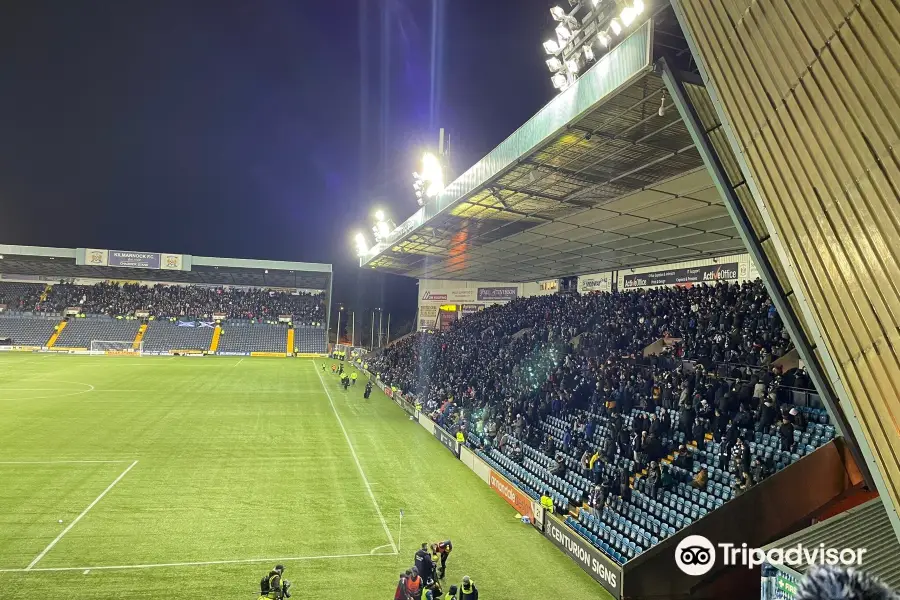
[357,3,898,598]
[0,245,330,356]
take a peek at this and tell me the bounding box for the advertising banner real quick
[382,385,393,399]
[460,304,484,316]
[420,289,476,303]
[489,469,534,522]
[622,262,739,289]
[577,272,612,294]
[109,251,162,269]
[84,249,184,271]
[543,513,621,597]
[477,287,518,302]
[433,426,460,457]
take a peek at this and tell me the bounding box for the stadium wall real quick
[416,279,523,331]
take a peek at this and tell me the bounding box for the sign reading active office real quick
[623,263,739,289]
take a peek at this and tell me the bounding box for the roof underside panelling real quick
[365,70,745,282]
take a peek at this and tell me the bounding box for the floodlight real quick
[634,0,645,12]
[609,18,622,35]
[551,73,568,89]
[421,152,445,198]
[583,45,595,61]
[555,23,572,42]
[621,6,638,26]
[375,209,385,222]
[377,220,390,238]
[355,233,369,256]
[658,95,666,117]
[550,6,566,21]
[543,39,560,54]
[546,57,563,71]
[597,31,611,47]
[565,58,580,74]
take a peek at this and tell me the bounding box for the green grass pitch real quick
[0,353,609,599]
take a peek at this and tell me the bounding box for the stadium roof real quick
[360,18,745,282]
[0,244,331,290]
[764,498,900,589]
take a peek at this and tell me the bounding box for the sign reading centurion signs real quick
[543,514,622,597]
[622,263,739,289]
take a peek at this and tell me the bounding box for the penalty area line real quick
[0,551,398,573]
[25,460,138,570]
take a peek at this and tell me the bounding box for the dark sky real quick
[0,0,556,328]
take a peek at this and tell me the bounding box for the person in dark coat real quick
[779,417,795,452]
[757,399,776,432]
[678,404,695,438]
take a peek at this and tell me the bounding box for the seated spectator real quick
[551,452,566,477]
[692,467,709,490]
[587,485,605,516]
[673,445,693,470]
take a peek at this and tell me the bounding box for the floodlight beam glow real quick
[421,152,445,198]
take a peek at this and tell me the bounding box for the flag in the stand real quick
[198,321,215,328]
[177,321,195,327]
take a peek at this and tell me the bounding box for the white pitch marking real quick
[314,363,397,554]
[369,544,394,555]
[25,460,138,570]
[83,569,90,575]
[0,551,397,573]
[233,358,244,367]
[0,460,130,465]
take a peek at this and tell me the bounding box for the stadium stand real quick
[366,280,832,565]
[0,282,46,312]
[217,321,287,354]
[0,314,58,346]
[54,317,142,349]
[294,325,327,354]
[142,320,215,353]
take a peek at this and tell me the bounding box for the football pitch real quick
[0,354,606,599]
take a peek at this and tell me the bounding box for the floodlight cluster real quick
[543,0,645,92]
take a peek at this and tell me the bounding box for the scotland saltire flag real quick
[177,321,195,327]
[198,321,215,328]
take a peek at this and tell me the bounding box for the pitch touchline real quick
[313,363,397,554]
[0,460,131,465]
[25,461,139,570]
[0,551,398,573]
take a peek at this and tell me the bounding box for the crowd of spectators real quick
[0,281,324,323]
[368,280,818,512]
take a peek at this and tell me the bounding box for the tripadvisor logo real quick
[675,535,866,576]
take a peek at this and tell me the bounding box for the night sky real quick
[0,0,556,331]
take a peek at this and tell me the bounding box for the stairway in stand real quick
[132,323,148,349]
[46,320,68,348]
[286,328,295,355]
[209,325,222,353]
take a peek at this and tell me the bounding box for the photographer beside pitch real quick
[258,564,291,600]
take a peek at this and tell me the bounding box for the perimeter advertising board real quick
[543,513,622,598]
[489,469,534,523]
[622,262,739,289]
[433,426,460,457]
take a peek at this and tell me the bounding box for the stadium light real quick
[546,57,563,72]
[555,22,573,42]
[543,39,561,54]
[565,58,580,74]
[551,73,569,90]
[609,18,622,35]
[550,5,566,21]
[375,209,386,222]
[582,45,595,62]
[355,232,369,257]
[597,31,611,47]
[412,152,444,207]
